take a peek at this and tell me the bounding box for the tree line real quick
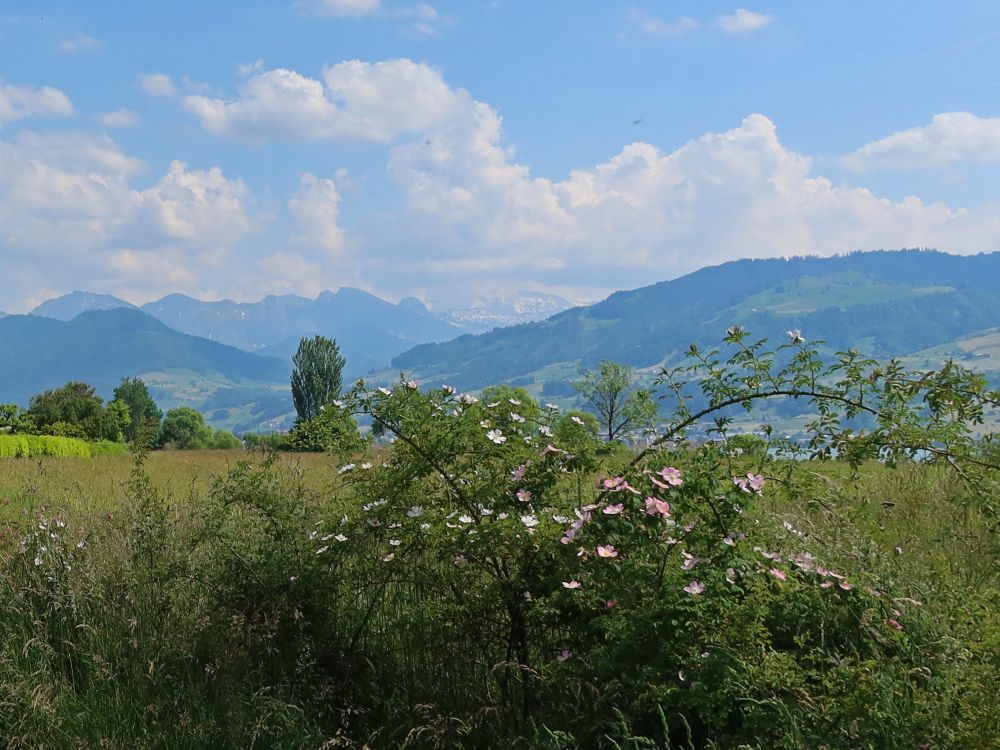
[1,333,657,453]
[0,379,241,450]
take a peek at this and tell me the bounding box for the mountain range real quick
[4,249,999,433]
[392,249,1000,391]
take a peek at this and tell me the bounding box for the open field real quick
[0,450,341,516]
[1,445,997,748]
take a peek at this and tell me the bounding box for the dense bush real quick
[288,404,367,453]
[160,406,242,449]
[28,381,126,442]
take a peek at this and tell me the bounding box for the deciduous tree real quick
[573,360,657,442]
[112,377,162,442]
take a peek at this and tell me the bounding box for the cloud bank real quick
[3,60,1000,311]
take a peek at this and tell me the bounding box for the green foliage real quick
[160,406,212,449]
[574,359,658,442]
[0,403,33,434]
[27,381,124,441]
[289,405,367,453]
[112,376,163,442]
[0,434,125,457]
[243,431,295,451]
[206,428,243,449]
[725,432,769,459]
[160,406,241,449]
[41,420,89,438]
[480,384,542,430]
[291,335,346,422]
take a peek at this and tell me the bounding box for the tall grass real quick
[0,450,996,747]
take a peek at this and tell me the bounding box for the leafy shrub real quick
[288,404,367,453]
[0,434,125,457]
[40,420,89,439]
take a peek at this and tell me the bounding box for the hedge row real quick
[0,435,127,458]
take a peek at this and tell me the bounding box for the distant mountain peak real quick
[30,290,137,321]
[442,291,575,332]
[398,296,430,314]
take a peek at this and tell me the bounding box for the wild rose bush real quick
[307,329,999,746]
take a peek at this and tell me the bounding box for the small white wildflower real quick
[316,546,329,555]
[407,506,425,518]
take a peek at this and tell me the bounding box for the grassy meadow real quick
[0,442,997,748]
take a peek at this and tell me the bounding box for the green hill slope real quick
[0,309,291,419]
[392,250,1000,390]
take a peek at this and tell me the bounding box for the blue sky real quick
[1,1,999,312]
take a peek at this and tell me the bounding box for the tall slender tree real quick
[291,335,346,422]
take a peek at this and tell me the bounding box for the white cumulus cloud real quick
[842,112,1000,171]
[382,104,1000,301]
[0,130,257,310]
[132,161,254,245]
[0,83,75,127]
[718,9,774,34]
[289,173,346,252]
[182,59,467,141]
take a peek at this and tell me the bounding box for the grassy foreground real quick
[0,446,997,749]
